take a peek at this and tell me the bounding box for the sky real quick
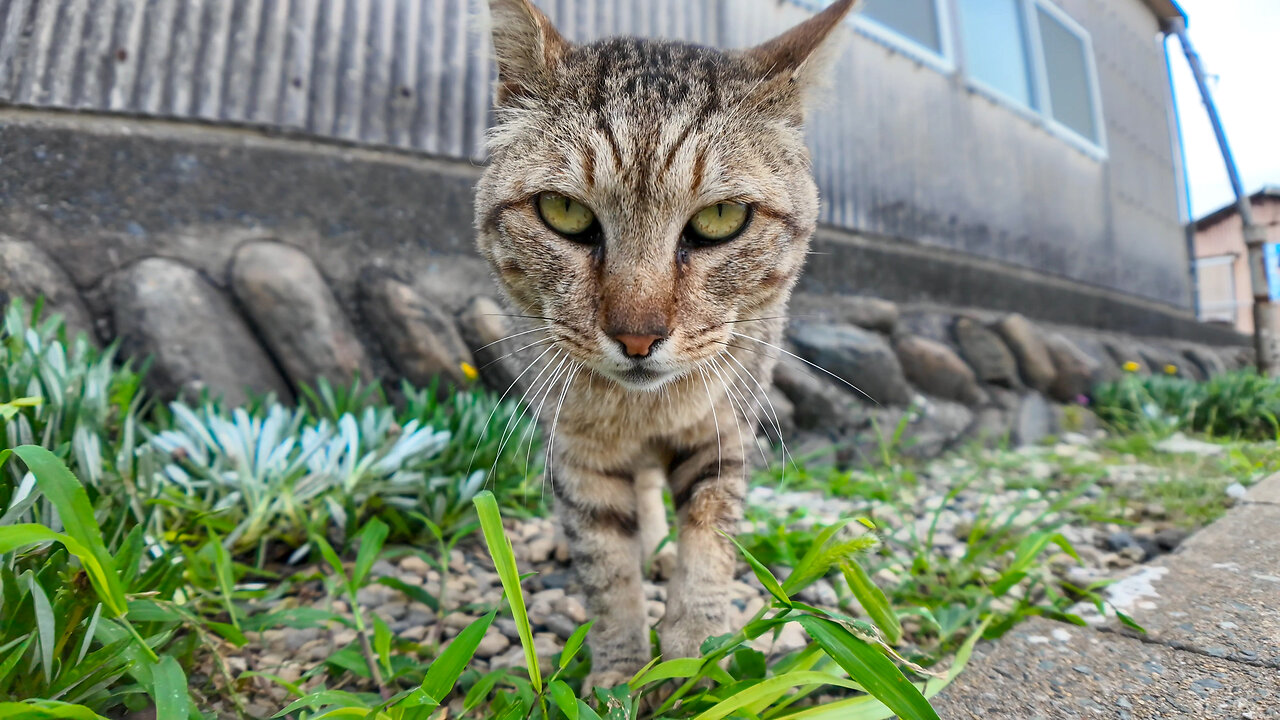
[1167,0,1280,220]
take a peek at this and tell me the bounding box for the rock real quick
[475,629,511,659]
[1045,333,1101,403]
[1105,531,1135,553]
[553,596,588,625]
[995,314,1057,393]
[1155,527,1190,551]
[0,236,95,339]
[359,270,473,388]
[1154,433,1224,456]
[543,615,579,641]
[1059,332,1122,384]
[789,293,899,333]
[894,335,987,405]
[1225,483,1247,500]
[865,398,973,460]
[1182,346,1226,379]
[1012,393,1054,447]
[895,310,959,348]
[111,258,290,404]
[1104,340,1149,375]
[772,360,857,431]
[231,241,372,387]
[456,296,531,394]
[408,254,498,314]
[954,318,1019,388]
[1138,344,1190,379]
[787,323,913,405]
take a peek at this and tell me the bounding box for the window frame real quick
[1194,254,1239,321]
[1024,0,1108,158]
[852,0,955,74]
[782,0,1109,159]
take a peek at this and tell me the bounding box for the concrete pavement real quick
[933,473,1280,719]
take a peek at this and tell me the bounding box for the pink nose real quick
[613,333,665,358]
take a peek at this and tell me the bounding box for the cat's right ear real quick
[487,0,568,106]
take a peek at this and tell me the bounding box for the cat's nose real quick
[612,332,666,358]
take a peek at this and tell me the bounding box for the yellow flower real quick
[1163,364,1178,376]
[1122,361,1140,373]
[461,362,479,382]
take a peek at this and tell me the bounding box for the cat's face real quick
[476,0,853,391]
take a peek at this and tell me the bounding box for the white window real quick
[957,0,1034,108]
[1195,255,1238,324]
[857,0,952,69]
[953,0,1106,153]
[1030,2,1104,147]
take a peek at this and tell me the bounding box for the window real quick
[957,0,1034,108]
[1032,4,1102,145]
[1195,255,1238,324]
[857,0,950,67]
[952,0,1105,153]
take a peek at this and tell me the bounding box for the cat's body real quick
[474,0,856,690]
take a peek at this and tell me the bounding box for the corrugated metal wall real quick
[0,0,739,161]
[0,0,1189,307]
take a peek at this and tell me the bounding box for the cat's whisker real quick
[712,354,772,467]
[709,355,759,469]
[491,351,572,482]
[521,351,579,486]
[478,336,556,372]
[696,366,723,482]
[543,363,582,502]
[729,331,879,406]
[472,324,554,353]
[530,359,577,504]
[721,349,802,479]
[465,343,558,477]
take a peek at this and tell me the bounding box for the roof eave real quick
[1144,0,1188,28]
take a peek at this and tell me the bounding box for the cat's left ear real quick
[746,0,858,106]
[487,0,569,106]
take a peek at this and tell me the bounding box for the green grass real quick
[1092,370,1280,440]
[4,298,1278,718]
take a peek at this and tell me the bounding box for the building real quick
[0,0,1239,345]
[1193,187,1280,333]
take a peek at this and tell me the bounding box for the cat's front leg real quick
[661,442,747,659]
[551,460,649,691]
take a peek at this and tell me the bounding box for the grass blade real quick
[474,491,541,692]
[692,671,861,720]
[0,700,109,719]
[28,578,55,685]
[11,447,127,617]
[558,620,593,670]
[549,680,579,720]
[724,531,790,606]
[152,655,190,720]
[352,518,390,589]
[841,560,902,645]
[796,616,939,720]
[421,610,496,705]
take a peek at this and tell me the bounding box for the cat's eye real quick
[686,202,751,245]
[537,192,598,240]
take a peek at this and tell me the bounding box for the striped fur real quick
[475,0,857,691]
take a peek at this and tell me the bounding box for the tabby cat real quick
[475,0,857,691]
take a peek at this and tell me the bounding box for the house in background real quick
[1193,187,1280,333]
[0,0,1239,344]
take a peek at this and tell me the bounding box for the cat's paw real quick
[647,543,678,580]
[583,670,632,697]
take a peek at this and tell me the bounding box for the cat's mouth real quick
[598,361,679,392]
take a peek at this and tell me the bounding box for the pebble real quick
[1226,483,1247,500]
[553,595,587,624]
[475,630,511,659]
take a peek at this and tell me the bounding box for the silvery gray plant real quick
[141,401,463,556]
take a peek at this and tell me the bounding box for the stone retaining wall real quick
[0,231,1252,463]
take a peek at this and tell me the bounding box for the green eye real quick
[687,202,751,244]
[537,192,597,237]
